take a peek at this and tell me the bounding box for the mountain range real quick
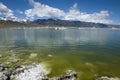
[0,18,120,28]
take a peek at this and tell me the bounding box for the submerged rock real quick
[96,76,120,80]
[29,53,38,58]
[48,54,53,57]
[0,54,2,58]
[0,64,10,80]
[49,70,77,80]
[9,53,20,63]
[0,64,8,71]
[11,63,48,80]
[0,72,8,80]
[10,58,20,63]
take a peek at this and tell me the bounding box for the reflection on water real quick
[1,28,120,48]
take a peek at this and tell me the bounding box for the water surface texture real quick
[0,28,120,80]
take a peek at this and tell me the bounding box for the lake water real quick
[0,28,120,80]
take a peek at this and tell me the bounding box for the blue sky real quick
[0,0,120,24]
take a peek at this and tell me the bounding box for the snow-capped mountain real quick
[0,16,28,23]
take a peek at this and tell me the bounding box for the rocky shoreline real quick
[0,63,77,80]
[0,63,120,80]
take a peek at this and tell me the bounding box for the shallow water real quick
[0,28,120,80]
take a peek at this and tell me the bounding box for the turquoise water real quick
[0,28,120,80]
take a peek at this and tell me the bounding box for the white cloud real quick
[64,3,112,24]
[0,2,14,17]
[0,3,27,22]
[25,0,65,19]
[25,1,112,24]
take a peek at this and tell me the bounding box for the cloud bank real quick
[24,0,112,24]
[0,2,14,18]
[0,0,113,24]
[64,3,112,24]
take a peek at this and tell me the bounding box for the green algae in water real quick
[0,47,120,80]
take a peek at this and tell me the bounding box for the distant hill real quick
[0,18,120,28]
[31,18,109,28]
[0,20,27,28]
